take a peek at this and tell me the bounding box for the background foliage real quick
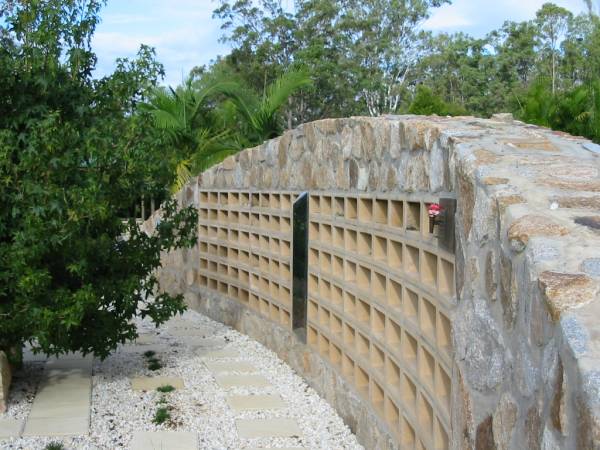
[204,0,600,142]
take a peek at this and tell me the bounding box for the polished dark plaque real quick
[438,197,456,254]
[292,192,309,342]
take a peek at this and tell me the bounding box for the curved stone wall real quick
[146,115,600,450]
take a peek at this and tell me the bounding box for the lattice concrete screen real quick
[196,191,295,328]
[146,115,600,450]
[306,193,453,449]
[195,189,455,448]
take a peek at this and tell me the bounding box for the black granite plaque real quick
[438,197,456,254]
[292,192,309,342]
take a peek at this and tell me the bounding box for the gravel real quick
[1,310,363,450]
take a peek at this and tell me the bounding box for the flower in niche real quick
[428,203,442,218]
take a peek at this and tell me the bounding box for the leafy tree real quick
[211,0,449,118]
[408,85,467,116]
[489,20,538,88]
[585,0,600,16]
[535,3,573,94]
[0,0,198,360]
[345,0,450,115]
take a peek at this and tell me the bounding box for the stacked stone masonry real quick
[146,115,600,450]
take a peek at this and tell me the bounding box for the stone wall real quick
[145,115,600,450]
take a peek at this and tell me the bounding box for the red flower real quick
[428,203,442,218]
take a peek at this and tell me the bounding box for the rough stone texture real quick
[538,271,599,320]
[475,415,496,450]
[492,393,517,450]
[0,351,11,414]
[508,215,569,253]
[145,115,600,450]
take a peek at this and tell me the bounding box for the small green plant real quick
[153,406,171,425]
[157,384,175,393]
[148,360,162,371]
[143,350,156,358]
[44,443,65,450]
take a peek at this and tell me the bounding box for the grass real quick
[157,384,176,393]
[44,443,65,450]
[143,351,162,371]
[148,360,162,371]
[153,406,171,425]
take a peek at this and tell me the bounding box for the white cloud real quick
[423,6,472,30]
[423,0,587,35]
[93,1,230,86]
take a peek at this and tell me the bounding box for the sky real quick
[92,0,590,88]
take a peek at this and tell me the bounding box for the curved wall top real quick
[147,114,600,450]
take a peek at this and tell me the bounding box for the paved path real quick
[0,311,360,449]
[22,355,92,437]
[129,317,306,450]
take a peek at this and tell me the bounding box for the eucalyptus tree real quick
[535,3,573,94]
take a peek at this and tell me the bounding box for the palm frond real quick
[263,70,312,117]
[172,159,192,193]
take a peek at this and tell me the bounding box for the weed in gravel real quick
[143,350,156,358]
[148,360,162,371]
[44,443,65,450]
[153,406,171,425]
[157,384,175,393]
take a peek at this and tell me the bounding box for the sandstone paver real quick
[201,348,239,358]
[205,361,257,373]
[169,327,214,337]
[215,374,271,389]
[117,343,169,354]
[236,418,302,438]
[130,376,185,391]
[23,417,89,437]
[0,419,23,438]
[245,448,307,450]
[22,357,91,437]
[130,430,197,450]
[226,394,286,411]
[134,334,159,344]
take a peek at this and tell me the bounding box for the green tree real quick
[535,3,573,94]
[0,0,198,360]
[211,0,448,118]
[345,0,450,115]
[408,85,467,116]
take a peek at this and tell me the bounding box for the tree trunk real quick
[552,51,556,95]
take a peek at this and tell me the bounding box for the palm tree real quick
[144,70,312,191]
[220,69,313,145]
[142,78,238,191]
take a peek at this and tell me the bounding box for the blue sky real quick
[92,0,589,87]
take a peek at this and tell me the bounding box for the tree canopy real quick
[202,0,600,143]
[0,0,197,360]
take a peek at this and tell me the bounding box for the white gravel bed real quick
[1,309,363,450]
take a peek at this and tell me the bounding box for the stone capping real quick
[146,115,600,449]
